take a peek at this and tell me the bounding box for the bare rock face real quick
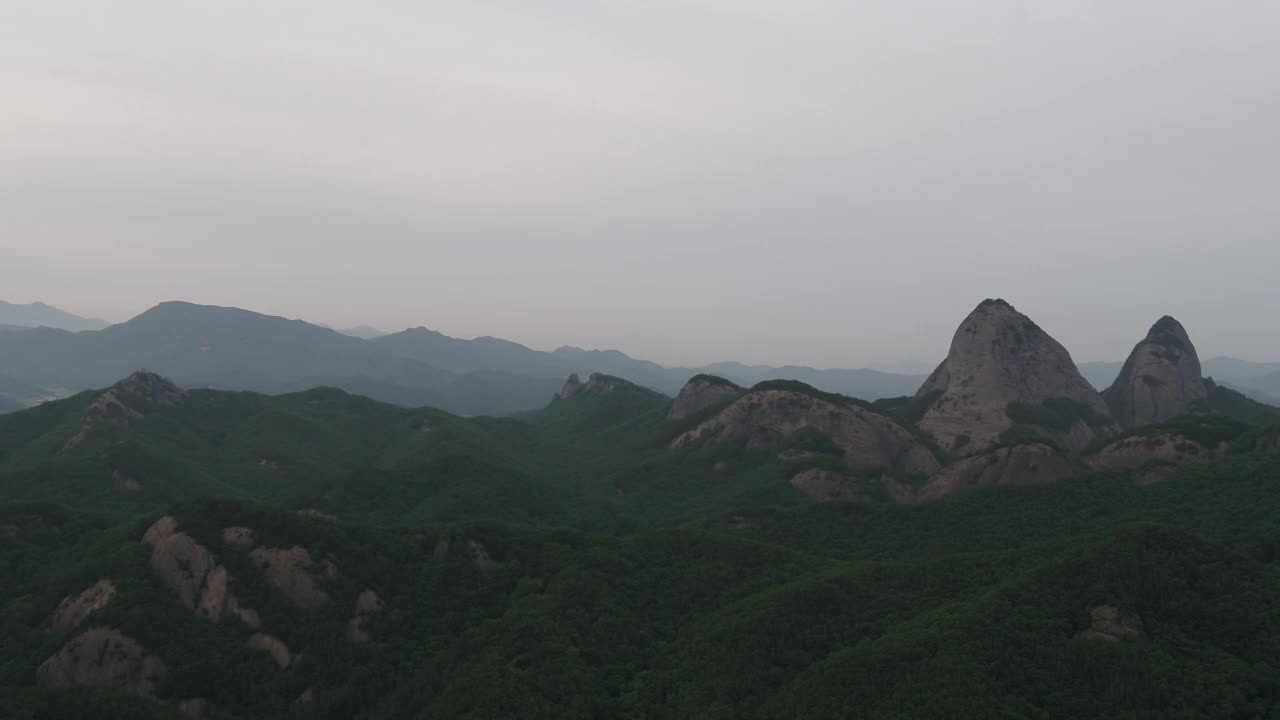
[63,371,187,451]
[249,546,331,609]
[668,375,740,421]
[557,373,622,400]
[1103,317,1207,428]
[467,540,496,572]
[1087,433,1227,472]
[246,633,293,669]
[143,517,257,627]
[1079,605,1146,642]
[221,527,257,547]
[788,469,867,503]
[37,627,167,697]
[671,388,941,478]
[915,299,1116,455]
[915,443,1077,501]
[345,589,386,644]
[558,374,585,399]
[49,580,116,634]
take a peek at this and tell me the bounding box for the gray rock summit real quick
[1102,316,1207,428]
[915,299,1115,455]
[667,375,740,420]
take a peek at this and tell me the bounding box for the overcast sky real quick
[3,1,1277,368]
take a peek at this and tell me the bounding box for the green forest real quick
[2,372,1280,718]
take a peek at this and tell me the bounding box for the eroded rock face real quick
[63,371,187,451]
[346,589,386,644]
[143,517,257,627]
[37,627,167,697]
[788,469,867,502]
[49,580,116,634]
[915,299,1115,455]
[558,374,585,399]
[249,546,331,609]
[671,389,941,477]
[557,373,622,400]
[467,540,496,572]
[246,633,293,669]
[914,443,1077,501]
[668,376,740,421]
[221,527,257,547]
[178,698,210,719]
[1079,605,1146,642]
[1087,433,1227,473]
[1103,317,1207,428]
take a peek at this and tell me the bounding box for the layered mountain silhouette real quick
[0,301,926,416]
[0,300,109,332]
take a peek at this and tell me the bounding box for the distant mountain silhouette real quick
[0,300,109,332]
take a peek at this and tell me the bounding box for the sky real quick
[3,1,1278,369]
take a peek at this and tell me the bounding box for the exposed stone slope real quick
[37,627,168,697]
[915,299,1115,455]
[63,371,187,451]
[49,579,116,633]
[1103,317,1207,428]
[1087,433,1228,471]
[143,516,260,628]
[914,443,1077,501]
[668,375,740,420]
[249,546,333,609]
[557,372,624,399]
[671,386,940,477]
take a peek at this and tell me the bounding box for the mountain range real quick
[2,297,1280,718]
[0,300,110,332]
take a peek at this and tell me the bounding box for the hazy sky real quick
[3,1,1278,368]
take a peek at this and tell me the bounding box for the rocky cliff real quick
[1102,316,1207,428]
[670,383,941,478]
[668,375,741,420]
[915,299,1116,454]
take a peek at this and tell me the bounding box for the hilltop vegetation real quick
[4,301,1280,718]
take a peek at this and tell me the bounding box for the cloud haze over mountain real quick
[3,1,1278,366]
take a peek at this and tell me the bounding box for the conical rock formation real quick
[915,299,1115,454]
[1102,316,1206,428]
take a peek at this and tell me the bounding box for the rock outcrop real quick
[1087,433,1228,472]
[143,516,259,628]
[557,373,623,400]
[788,468,868,502]
[63,371,187,451]
[249,546,332,609]
[671,386,941,478]
[246,633,293,669]
[668,375,741,420]
[1079,605,1146,642]
[49,580,117,634]
[915,299,1116,455]
[914,443,1078,501]
[37,627,167,697]
[1103,317,1207,428]
[345,589,386,644]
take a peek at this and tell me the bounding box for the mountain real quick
[4,366,1280,717]
[1102,317,1207,428]
[0,300,110,332]
[336,324,387,339]
[914,299,1117,455]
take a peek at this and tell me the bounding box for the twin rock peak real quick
[662,299,1207,458]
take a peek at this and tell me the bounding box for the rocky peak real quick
[915,299,1115,454]
[668,375,740,420]
[1102,316,1207,428]
[62,371,187,451]
[558,374,585,399]
[556,373,622,400]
